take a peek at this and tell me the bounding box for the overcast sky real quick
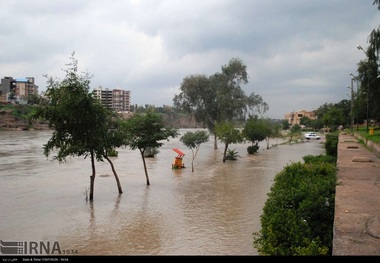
[1,0,379,119]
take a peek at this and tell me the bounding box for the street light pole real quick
[349,77,354,130]
[349,73,360,130]
[366,76,370,131]
[356,45,370,131]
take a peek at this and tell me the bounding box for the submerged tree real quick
[173,58,268,150]
[180,130,209,172]
[287,123,302,142]
[122,112,179,185]
[215,121,244,163]
[244,117,280,151]
[173,74,218,146]
[34,53,124,201]
[243,116,267,154]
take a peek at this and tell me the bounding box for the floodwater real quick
[0,129,325,255]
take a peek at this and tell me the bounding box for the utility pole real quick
[348,73,355,130]
[350,78,354,129]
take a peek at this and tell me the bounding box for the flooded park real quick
[0,129,325,255]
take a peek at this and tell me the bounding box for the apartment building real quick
[0,76,38,104]
[93,86,131,112]
[285,109,317,126]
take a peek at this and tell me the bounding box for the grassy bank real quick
[352,125,380,143]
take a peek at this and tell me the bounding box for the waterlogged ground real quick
[0,129,325,255]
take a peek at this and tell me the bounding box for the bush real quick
[247,144,260,154]
[253,159,337,255]
[144,147,160,158]
[107,148,118,157]
[303,154,337,165]
[325,133,339,157]
[225,148,240,160]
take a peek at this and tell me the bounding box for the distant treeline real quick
[0,102,203,129]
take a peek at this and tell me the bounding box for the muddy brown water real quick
[0,129,325,255]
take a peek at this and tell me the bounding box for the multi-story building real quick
[93,86,131,112]
[0,76,38,104]
[93,86,113,109]
[285,109,317,126]
[112,88,131,112]
[0,77,13,102]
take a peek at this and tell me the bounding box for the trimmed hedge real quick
[253,155,337,255]
[325,133,339,157]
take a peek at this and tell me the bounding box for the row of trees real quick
[296,102,348,132]
[34,54,275,202]
[213,116,283,162]
[34,53,179,202]
[350,1,380,125]
[272,2,380,132]
[25,52,355,206]
[182,116,283,169]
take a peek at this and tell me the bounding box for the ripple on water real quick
[0,130,325,255]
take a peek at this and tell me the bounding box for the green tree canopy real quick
[173,57,268,150]
[281,119,290,130]
[34,53,124,201]
[322,107,345,131]
[353,1,380,123]
[243,116,267,146]
[122,112,179,185]
[180,130,209,172]
[286,123,303,142]
[215,121,244,163]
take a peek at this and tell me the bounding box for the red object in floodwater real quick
[172,148,185,169]
[172,148,185,157]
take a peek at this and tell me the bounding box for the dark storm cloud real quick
[0,0,379,118]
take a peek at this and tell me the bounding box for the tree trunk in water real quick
[222,143,228,163]
[89,151,96,201]
[105,155,123,194]
[140,150,150,185]
[214,133,218,150]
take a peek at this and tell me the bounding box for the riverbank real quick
[332,133,380,255]
[0,103,202,130]
[0,106,50,130]
[353,132,380,157]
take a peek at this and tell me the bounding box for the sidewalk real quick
[332,134,380,255]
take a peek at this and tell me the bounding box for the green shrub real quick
[107,148,118,157]
[325,133,339,157]
[144,146,159,158]
[303,154,337,165]
[247,144,260,154]
[144,147,160,158]
[225,148,240,160]
[253,161,337,255]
